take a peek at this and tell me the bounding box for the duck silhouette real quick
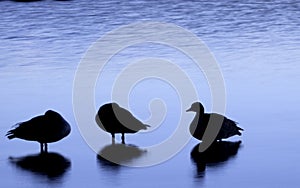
[95,103,150,144]
[6,110,71,153]
[187,102,243,141]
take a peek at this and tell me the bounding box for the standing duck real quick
[96,103,150,144]
[186,102,243,141]
[6,110,71,152]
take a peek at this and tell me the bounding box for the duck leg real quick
[111,133,115,144]
[40,143,48,153]
[40,143,43,153]
[44,143,48,153]
[121,133,125,144]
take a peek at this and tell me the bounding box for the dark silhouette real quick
[6,110,71,153]
[187,102,243,141]
[191,141,241,174]
[97,143,146,168]
[9,152,71,180]
[96,103,150,144]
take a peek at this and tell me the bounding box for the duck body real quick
[96,103,149,143]
[6,110,71,152]
[187,102,243,141]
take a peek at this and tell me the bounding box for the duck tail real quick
[6,123,21,139]
[6,130,15,139]
[143,124,151,130]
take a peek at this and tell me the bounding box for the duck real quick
[6,110,71,153]
[95,103,150,144]
[186,102,243,141]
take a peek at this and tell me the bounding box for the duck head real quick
[45,110,62,119]
[110,102,120,109]
[45,110,58,116]
[186,102,204,114]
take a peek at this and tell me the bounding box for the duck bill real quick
[186,107,192,112]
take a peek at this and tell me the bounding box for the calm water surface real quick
[1,0,300,187]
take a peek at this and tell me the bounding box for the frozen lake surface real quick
[1,0,300,187]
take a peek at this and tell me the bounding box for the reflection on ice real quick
[9,152,71,180]
[191,141,241,175]
[97,143,146,169]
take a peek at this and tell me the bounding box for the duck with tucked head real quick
[96,103,150,144]
[187,102,243,142]
[6,110,71,153]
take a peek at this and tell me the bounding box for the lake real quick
[1,0,300,187]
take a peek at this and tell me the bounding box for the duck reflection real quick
[97,143,146,169]
[9,152,71,180]
[191,141,241,174]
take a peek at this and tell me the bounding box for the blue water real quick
[1,0,300,187]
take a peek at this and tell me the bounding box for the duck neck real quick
[192,111,202,125]
[197,110,204,118]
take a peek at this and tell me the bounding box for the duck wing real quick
[200,113,242,141]
[115,107,149,132]
[6,115,46,141]
[218,116,242,139]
